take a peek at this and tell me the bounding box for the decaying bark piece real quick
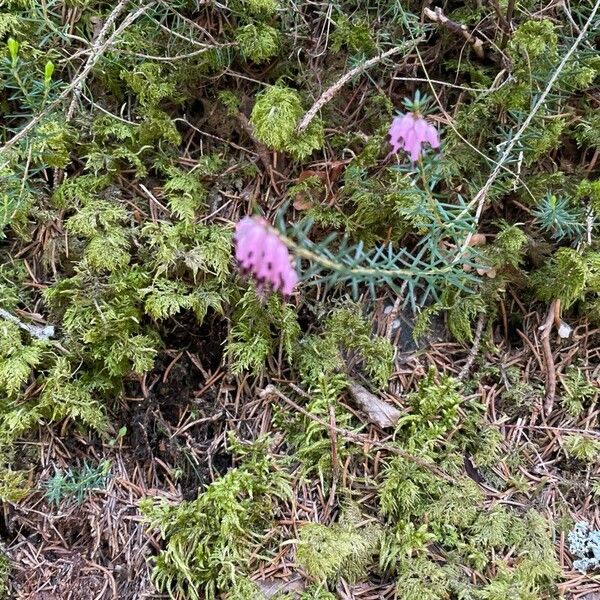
[349,382,401,429]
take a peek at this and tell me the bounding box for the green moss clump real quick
[250,85,324,159]
[297,506,381,584]
[236,23,280,63]
[141,435,291,600]
[531,248,588,308]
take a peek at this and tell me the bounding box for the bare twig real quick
[423,7,485,59]
[65,0,131,121]
[540,300,559,415]
[0,308,54,340]
[297,42,421,134]
[458,313,486,380]
[500,0,516,49]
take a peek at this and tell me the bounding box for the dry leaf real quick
[468,233,487,247]
[476,266,497,278]
[349,382,401,428]
[257,574,305,598]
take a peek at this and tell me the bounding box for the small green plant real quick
[297,505,381,584]
[44,460,111,506]
[532,194,586,241]
[564,434,600,463]
[236,23,280,63]
[395,368,462,452]
[561,367,597,417]
[0,551,9,600]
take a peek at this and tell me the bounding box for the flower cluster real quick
[234,216,298,297]
[389,112,440,162]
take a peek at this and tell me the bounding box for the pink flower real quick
[234,216,299,297]
[389,112,440,163]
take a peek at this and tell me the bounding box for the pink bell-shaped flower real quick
[234,216,299,297]
[389,112,440,163]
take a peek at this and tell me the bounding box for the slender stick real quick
[458,313,486,380]
[423,7,485,59]
[540,300,559,415]
[297,42,421,134]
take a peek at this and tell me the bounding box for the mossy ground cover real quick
[0,0,599,598]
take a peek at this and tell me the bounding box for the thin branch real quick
[297,42,422,134]
[540,299,559,416]
[423,7,485,59]
[66,0,131,121]
[458,313,486,380]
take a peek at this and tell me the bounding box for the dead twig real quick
[458,314,486,380]
[65,0,131,121]
[423,7,485,59]
[297,41,421,134]
[540,300,559,415]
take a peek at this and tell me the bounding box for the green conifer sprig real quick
[277,201,481,308]
[532,193,588,241]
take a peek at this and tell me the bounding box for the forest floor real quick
[1,1,600,599]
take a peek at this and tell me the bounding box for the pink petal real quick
[402,128,418,155]
[413,117,428,142]
[235,225,264,266]
[233,216,299,296]
[254,237,275,281]
[424,123,440,148]
[390,114,413,141]
[389,114,413,154]
[280,266,298,296]
[409,142,422,163]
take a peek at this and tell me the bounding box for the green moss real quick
[236,23,280,63]
[141,435,291,600]
[531,248,588,308]
[331,14,376,54]
[250,85,324,159]
[508,19,558,68]
[564,434,600,463]
[295,304,394,388]
[227,289,300,375]
[297,506,381,584]
[234,0,279,16]
[395,368,462,450]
